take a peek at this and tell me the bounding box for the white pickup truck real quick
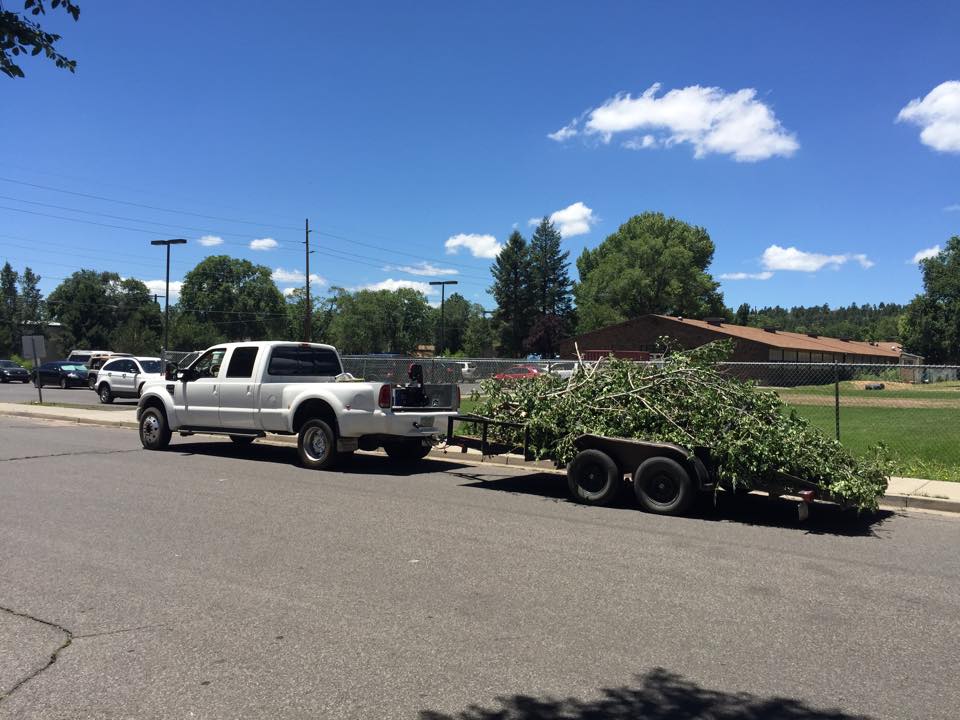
[137,341,460,469]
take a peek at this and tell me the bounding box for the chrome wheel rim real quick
[303,427,327,461]
[100,387,109,401]
[142,414,160,444]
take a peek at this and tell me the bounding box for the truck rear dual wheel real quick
[297,419,337,470]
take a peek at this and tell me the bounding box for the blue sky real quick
[2,0,958,311]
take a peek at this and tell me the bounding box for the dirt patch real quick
[781,394,960,409]
[849,380,917,391]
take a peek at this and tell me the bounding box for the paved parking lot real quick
[0,381,140,410]
[1,416,959,719]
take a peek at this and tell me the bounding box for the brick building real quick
[557,314,916,366]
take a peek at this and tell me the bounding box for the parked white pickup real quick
[137,341,459,468]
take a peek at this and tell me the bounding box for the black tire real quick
[230,435,256,445]
[384,438,431,464]
[139,407,171,450]
[98,383,114,404]
[567,449,622,505]
[59,377,68,389]
[633,456,695,515]
[0,376,7,384]
[88,377,97,390]
[297,419,336,469]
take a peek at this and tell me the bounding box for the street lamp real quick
[150,238,187,366]
[429,280,458,356]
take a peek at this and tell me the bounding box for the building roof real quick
[651,315,902,358]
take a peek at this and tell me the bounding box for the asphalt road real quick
[1,417,958,719]
[0,381,136,411]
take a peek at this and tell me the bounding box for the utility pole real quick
[304,218,313,342]
[429,280,458,355]
[150,238,187,366]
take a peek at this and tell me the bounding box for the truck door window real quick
[226,347,259,378]
[192,348,227,379]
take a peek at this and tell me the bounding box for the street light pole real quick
[429,280,458,355]
[150,238,187,366]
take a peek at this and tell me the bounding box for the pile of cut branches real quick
[471,342,889,511]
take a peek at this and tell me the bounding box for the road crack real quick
[0,448,140,463]
[0,606,74,702]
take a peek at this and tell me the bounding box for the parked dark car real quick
[0,359,31,383]
[30,361,90,389]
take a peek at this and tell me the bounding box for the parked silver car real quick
[94,356,164,403]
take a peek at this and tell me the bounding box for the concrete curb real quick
[2,404,958,514]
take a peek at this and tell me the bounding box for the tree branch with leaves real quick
[1,0,80,79]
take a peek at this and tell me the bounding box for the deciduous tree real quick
[1,0,80,79]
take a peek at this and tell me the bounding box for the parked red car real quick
[493,365,542,380]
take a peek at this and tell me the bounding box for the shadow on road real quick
[169,440,473,476]
[453,470,894,537]
[419,667,871,720]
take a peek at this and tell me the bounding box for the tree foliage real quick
[490,230,533,357]
[325,286,433,354]
[178,255,287,342]
[473,342,889,511]
[433,292,471,355]
[46,270,162,352]
[526,218,574,356]
[900,236,960,362]
[574,212,725,333]
[741,302,904,342]
[1,0,80,79]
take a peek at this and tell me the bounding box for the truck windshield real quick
[267,346,342,376]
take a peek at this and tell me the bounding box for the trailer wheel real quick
[633,456,695,515]
[567,449,621,505]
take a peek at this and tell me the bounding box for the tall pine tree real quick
[490,230,533,357]
[0,263,19,355]
[527,218,573,356]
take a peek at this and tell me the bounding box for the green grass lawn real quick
[787,404,960,481]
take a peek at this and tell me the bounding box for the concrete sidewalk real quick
[2,401,959,514]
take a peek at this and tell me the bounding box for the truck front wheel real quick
[384,439,431,464]
[139,407,171,450]
[298,419,336,470]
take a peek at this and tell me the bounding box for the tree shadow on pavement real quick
[169,440,472,476]
[419,667,871,720]
[453,470,894,537]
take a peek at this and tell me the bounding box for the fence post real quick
[834,360,840,442]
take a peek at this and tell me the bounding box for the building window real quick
[768,349,783,362]
[797,351,810,363]
[784,350,797,362]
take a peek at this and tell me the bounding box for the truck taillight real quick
[378,384,392,409]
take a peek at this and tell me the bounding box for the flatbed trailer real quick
[446,415,825,519]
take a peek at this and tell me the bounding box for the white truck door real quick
[218,346,260,429]
[174,347,226,427]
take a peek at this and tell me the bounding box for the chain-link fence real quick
[339,356,579,386]
[719,362,960,481]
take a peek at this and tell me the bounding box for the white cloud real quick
[896,81,960,153]
[546,201,598,238]
[624,134,658,150]
[282,286,298,297]
[547,122,579,142]
[549,83,798,162]
[271,267,327,286]
[761,245,874,272]
[144,279,183,300]
[910,245,941,264]
[250,237,278,251]
[383,261,459,277]
[198,235,223,247]
[444,233,502,259]
[358,278,437,295]
[719,271,774,281]
[945,204,960,212]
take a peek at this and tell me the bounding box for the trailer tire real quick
[567,449,621,505]
[633,456,695,515]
